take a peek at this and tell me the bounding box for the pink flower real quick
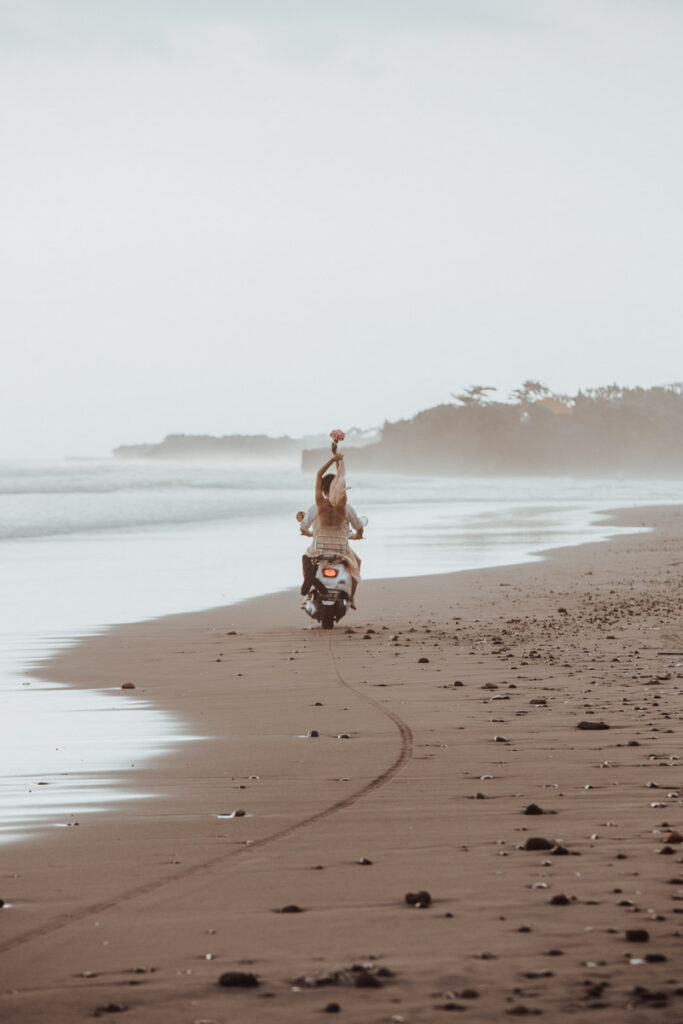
[330,429,345,442]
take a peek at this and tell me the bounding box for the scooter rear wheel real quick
[321,605,335,629]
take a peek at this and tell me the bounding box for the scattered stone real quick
[524,837,556,851]
[577,721,610,730]
[358,857,373,865]
[218,971,260,987]
[550,894,571,905]
[93,1004,128,1015]
[626,929,650,943]
[337,734,350,740]
[324,1004,341,1014]
[354,971,382,988]
[494,735,509,743]
[630,985,669,1007]
[523,804,545,815]
[405,890,431,908]
[418,657,430,664]
[645,954,667,963]
[307,730,319,738]
[120,683,135,690]
[232,809,246,817]
[279,905,303,914]
[664,831,683,844]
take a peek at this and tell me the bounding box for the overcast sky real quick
[1,0,681,457]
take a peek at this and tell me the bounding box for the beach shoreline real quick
[1,504,682,1022]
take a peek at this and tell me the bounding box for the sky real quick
[1,0,682,458]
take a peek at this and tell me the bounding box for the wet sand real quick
[1,506,682,1023]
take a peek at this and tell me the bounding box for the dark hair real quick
[321,473,335,496]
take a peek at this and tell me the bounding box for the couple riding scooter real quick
[297,431,366,628]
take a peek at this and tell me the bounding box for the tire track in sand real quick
[0,629,413,955]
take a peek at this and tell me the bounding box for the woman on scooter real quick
[301,448,362,608]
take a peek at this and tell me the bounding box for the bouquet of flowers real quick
[330,428,345,454]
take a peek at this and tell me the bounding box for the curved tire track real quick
[0,629,413,956]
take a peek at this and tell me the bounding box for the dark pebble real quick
[524,837,555,851]
[93,1004,128,1015]
[418,657,430,664]
[121,683,135,690]
[550,894,571,905]
[0,899,4,908]
[279,905,303,913]
[324,1002,341,1013]
[626,928,650,942]
[577,720,610,730]
[645,954,667,962]
[307,730,319,738]
[218,971,260,987]
[354,971,382,988]
[358,857,373,865]
[551,845,570,856]
[524,804,545,815]
[405,890,431,907]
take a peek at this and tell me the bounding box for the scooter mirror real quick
[296,511,305,522]
[360,515,368,526]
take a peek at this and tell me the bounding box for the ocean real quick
[2,457,682,844]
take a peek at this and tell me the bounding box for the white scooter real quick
[296,513,367,629]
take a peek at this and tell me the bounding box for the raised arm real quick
[328,454,347,509]
[315,455,338,505]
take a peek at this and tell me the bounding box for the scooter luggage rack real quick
[313,535,348,558]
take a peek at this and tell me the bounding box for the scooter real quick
[296,513,367,629]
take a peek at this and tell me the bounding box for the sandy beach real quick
[1,505,683,1023]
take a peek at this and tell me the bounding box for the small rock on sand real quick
[405,890,431,908]
[577,720,610,730]
[121,683,135,690]
[626,929,650,943]
[218,971,260,987]
[524,837,555,851]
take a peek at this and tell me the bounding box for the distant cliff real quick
[114,426,380,461]
[114,433,303,460]
[302,385,683,477]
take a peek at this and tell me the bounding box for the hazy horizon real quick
[2,0,682,458]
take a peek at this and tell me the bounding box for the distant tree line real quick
[302,383,683,477]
